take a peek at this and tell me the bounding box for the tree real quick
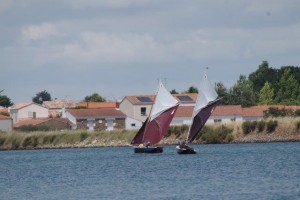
[215,82,231,105]
[258,81,274,105]
[84,93,106,102]
[0,89,13,107]
[170,89,179,94]
[32,90,52,104]
[275,68,300,105]
[0,94,13,107]
[229,75,256,107]
[248,61,279,97]
[184,86,198,93]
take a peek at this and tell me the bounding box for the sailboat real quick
[131,81,179,153]
[176,74,222,154]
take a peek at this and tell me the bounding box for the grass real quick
[0,117,299,150]
[0,130,138,150]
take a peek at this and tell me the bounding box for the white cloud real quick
[21,23,59,43]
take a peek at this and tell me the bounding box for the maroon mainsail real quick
[131,82,179,146]
[187,98,222,144]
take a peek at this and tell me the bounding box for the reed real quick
[0,118,299,150]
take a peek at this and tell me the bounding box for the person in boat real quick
[144,141,151,148]
[179,140,192,150]
[179,140,187,149]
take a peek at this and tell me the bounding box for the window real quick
[131,123,136,127]
[214,119,221,123]
[141,107,147,116]
[177,95,193,101]
[137,97,152,103]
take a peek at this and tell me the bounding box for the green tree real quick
[258,81,274,105]
[275,68,300,105]
[84,93,106,102]
[184,86,198,93]
[0,95,13,107]
[32,90,52,104]
[170,89,179,94]
[0,90,13,107]
[229,75,256,107]
[215,82,232,105]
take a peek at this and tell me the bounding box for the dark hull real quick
[176,146,196,154]
[134,146,163,153]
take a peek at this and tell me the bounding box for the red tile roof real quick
[67,108,126,118]
[212,105,243,116]
[11,102,33,109]
[123,93,197,105]
[0,107,9,115]
[174,106,193,117]
[76,102,118,109]
[11,102,47,110]
[13,118,72,128]
[242,107,264,117]
[0,114,11,120]
[172,105,263,118]
[43,100,76,109]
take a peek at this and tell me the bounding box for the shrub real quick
[200,125,233,144]
[296,121,300,131]
[242,121,256,134]
[295,110,300,117]
[22,135,39,147]
[0,136,6,146]
[80,132,89,141]
[166,125,188,138]
[266,120,278,133]
[43,134,57,144]
[18,125,50,132]
[257,121,265,133]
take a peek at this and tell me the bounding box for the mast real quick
[186,73,220,144]
[131,81,179,146]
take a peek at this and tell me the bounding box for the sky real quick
[1,0,300,103]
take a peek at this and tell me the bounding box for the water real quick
[0,142,299,200]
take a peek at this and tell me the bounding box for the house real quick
[43,100,76,118]
[119,93,197,122]
[65,108,138,131]
[171,105,264,125]
[0,115,13,132]
[75,102,118,109]
[9,102,49,123]
[13,118,72,130]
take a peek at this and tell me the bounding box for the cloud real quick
[0,0,11,13]
[21,23,59,43]
[64,0,151,9]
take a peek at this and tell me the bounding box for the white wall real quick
[207,115,243,124]
[11,104,48,123]
[0,119,12,132]
[125,116,143,129]
[119,98,152,122]
[171,117,191,126]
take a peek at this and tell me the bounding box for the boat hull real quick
[134,146,163,153]
[176,146,196,154]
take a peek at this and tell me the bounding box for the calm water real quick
[0,142,299,200]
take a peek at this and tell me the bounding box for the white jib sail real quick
[150,81,179,121]
[193,74,218,115]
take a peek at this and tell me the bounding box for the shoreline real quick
[0,133,299,151]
